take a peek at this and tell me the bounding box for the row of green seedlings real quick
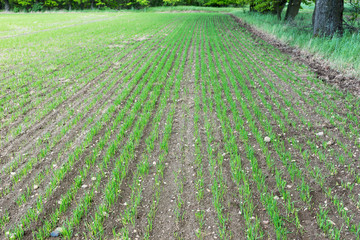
[254,30,360,138]
[9,33,167,207]
[0,13,178,86]
[113,62,177,238]
[221,18,358,238]
[142,71,181,240]
[190,20,211,239]
[173,167,186,239]
[0,15,126,83]
[0,29,124,135]
[0,14,164,97]
[232,27,360,237]
[269,68,360,197]
[172,96,189,235]
[190,19,209,239]
[1,13,181,88]
[223,15,359,189]
[207,31,288,238]
[31,21,190,240]
[0,30,155,188]
[118,18,196,240]
[0,15,179,143]
[200,16,242,240]
[174,24,199,238]
[0,21,173,144]
[229,14,360,140]
[116,19,197,239]
[3,20,184,238]
[211,15,312,238]
[228,18,360,155]
[221,13,315,205]
[219,18,346,238]
[7,51,156,239]
[245,38,360,170]
[266,64,360,181]
[199,15,266,239]
[49,18,194,240]
[225,13,359,205]
[0,21,177,202]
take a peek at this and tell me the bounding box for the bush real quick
[31,2,43,11]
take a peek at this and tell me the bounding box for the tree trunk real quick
[285,0,302,21]
[272,0,287,20]
[4,0,10,11]
[313,0,344,36]
[250,2,255,11]
[312,2,316,26]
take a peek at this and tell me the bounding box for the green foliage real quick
[347,0,360,28]
[31,2,43,10]
[15,0,32,7]
[2,0,243,11]
[205,0,243,7]
[137,0,149,6]
[163,0,181,6]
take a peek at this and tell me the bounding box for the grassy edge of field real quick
[231,5,360,78]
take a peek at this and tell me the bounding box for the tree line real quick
[0,0,348,37]
[248,0,345,36]
[0,0,243,12]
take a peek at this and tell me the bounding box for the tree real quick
[272,0,287,20]
[285,0,301,21]
[313,0,344,36]
[248,0,287,20]
[3,0,10,10]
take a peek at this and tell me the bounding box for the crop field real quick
[1,11,360,240]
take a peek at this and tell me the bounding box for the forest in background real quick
[1,0,359,39]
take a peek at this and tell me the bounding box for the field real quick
[1,11,360,240]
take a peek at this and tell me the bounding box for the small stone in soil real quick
[316,131,324,136]
[55,227,64,233]
[81,184,88,188]
[50,227,64,237]
[327,219,336,225]
[33,185,39,190]
[264,136,271,143]
[50,231,60,237]
[263,220,269,225]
